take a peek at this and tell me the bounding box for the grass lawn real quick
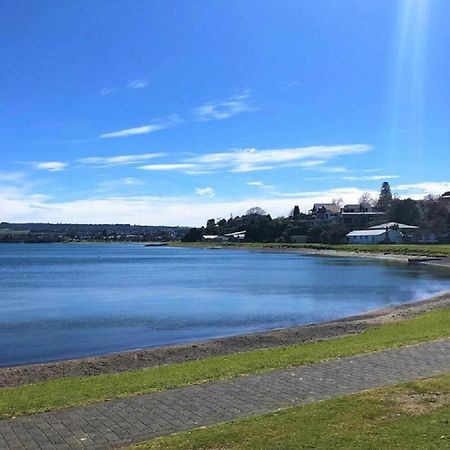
[133,373,450,449]
[0,307,449,419]
[171,242,450,257]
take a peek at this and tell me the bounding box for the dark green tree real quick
[377,182,393,211]
[182,228,203,242]
[389,198,420,225]
[291,205,300,219]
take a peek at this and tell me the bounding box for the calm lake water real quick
[1,243,449,367]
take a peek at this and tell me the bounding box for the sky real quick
[1,0,449,226]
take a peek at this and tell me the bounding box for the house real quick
[341,203,385,228]
[310,203,340,223]
[342,202,373,213]
[203,230,246,243]
[223,230,246,241]
[346,228,403,244]
[369,222,442,244]
[203,234,220,241]
[439,191,450,203]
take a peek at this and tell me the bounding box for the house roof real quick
[347,229,387,237]
[223,230,246,237]
[370,222,418,230]
[313,203,340,213]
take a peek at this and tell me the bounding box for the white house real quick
[346,229,403,245]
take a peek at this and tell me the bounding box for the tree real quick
[182,228,203,242]
[291,205,300,219]
[331,198,343,208]
[389,198,420,225]
[359,192,375,206]
[246,206,267,216]
[377,182,393,211]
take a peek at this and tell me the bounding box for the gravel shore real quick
[1,292,449,388]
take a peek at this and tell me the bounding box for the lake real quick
[1,243,449,367]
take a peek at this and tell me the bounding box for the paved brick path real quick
[1,339,449,449]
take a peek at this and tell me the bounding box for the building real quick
[346,228,403,245]
[439,191,450,202]
[369,222,418,231]
[223,230,246,241]
[342,202,373,213]
[310,203,340,224]
[340,203,385,228]
[203,230,246,243]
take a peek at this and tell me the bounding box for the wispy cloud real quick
[246,181,274,190]
[99,78,149,95]
[78,153,166,167]
[100,124,166,139]
[99,115,180,139]
[343,175,399,181]
[35,161,67,172]
[128,144,371,174]
[138,163,197,171]
[195,187,215,198]
[99,87,117,96]
[187,144,371,173]
[127,78,149,89]
[194,91,256,121]
[394,181,450,196]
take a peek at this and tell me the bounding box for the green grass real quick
[133,373,450,449]
[1,307,449,419]
[171,242,450,257]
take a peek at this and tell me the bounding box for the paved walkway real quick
[1,339,449,449]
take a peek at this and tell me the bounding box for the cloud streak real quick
[194,91,256,121]
[100,123,167,139]
[35,161,67,172]
[127,78,149,89]
[187,144,371,173]
[343,175,399,181]
[99,115,180,139]
[138,163,197,171]
[78,153,166,167]
[195,187,215,198]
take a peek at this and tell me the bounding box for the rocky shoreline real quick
[1,292,449,388]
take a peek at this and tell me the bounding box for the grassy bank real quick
[134,373,450,449]
[171,242,450,257]
[1,307,449,419]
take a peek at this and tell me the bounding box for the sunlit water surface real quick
[1,243,449,366]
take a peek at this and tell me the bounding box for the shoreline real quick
[170,242,450,268]
[1,291,449,388]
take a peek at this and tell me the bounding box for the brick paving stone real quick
[0,339,449,449]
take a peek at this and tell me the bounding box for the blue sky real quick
[1,0,449,225]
